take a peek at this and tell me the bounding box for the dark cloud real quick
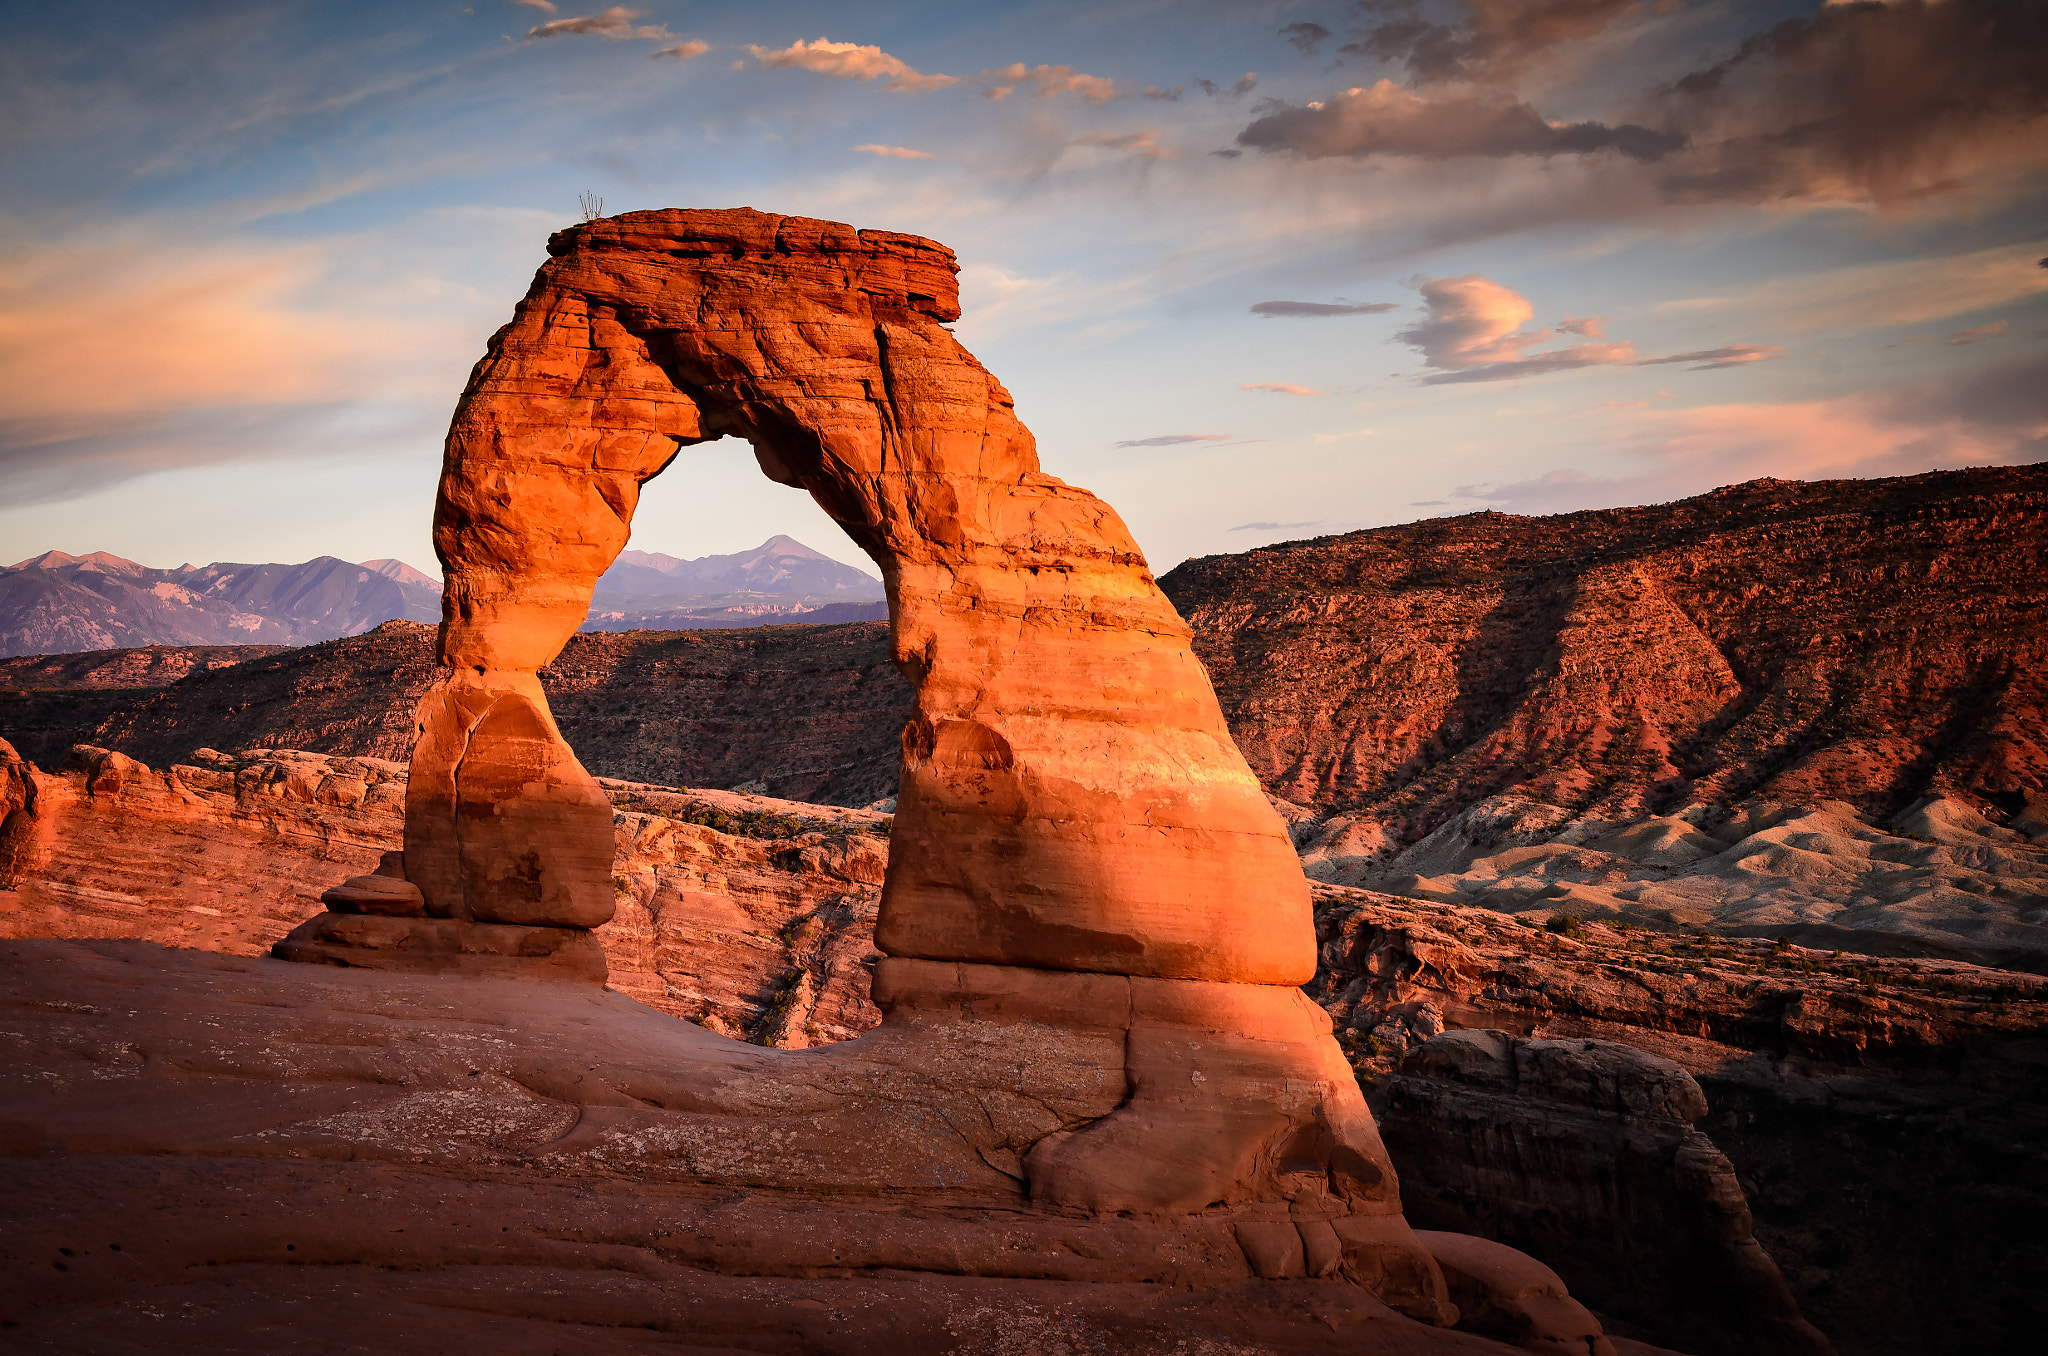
[526,6,670,41]
[1345,0,1639,85]
[1114,433,1231,448]
[1636,343,1789,370]
[1199,73,1259,99]
[1280,22,1334,57]
[1237,82,1682,162]
[1251,300,1398,317]
[1239,1,2048,212]
[1653,0,2048,209]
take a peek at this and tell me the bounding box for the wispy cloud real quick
[1251,300,1397,317]
[744,38,957,92]
[982,63,1117,102]
[1115,433,1232,448]
[1231,519,1321,531]
[1637,344,1789,370]
[853,144,933,160]
[1949,321,2009,345]
[1243,382,1323,395]
[1658,244,2048,334]
[526,6,670,42]
[1076,130,1169,160]
[651,41,708,61]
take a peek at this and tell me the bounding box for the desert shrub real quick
[1544,913,1587,941]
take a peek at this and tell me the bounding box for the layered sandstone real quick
[15,742,2046,1352]
[1310,887,2048,1356]
[1161,466,2048,844]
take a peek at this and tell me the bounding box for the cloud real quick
[1198,74,1259,99]
[514,1,557,12]
[745,39,957,93]
[1949,321,2009,345]
[1250,300,1398,317]
[651,41,709,61]
[1143,85,1184,102]
[1651,0,2048,210]
[1313,428,1378,442]
[981,63,1116,102]
[1115,433,1232,448]
[1243,382,1323,395]
[1231,520,1321,531]
[1441,356,2048,515]
[1280,22,1334,57]
[1636,343,1789,370]
[1240,1,2048,214]
[1076,130,1169,160]
[852,144,934,160]
[1658,243,2048,335]
[1347,0,1641,85]
[526,6,670,41]
[1399,274,1638,383]
[1237,81,1683,161]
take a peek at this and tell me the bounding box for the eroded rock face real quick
[412,209,1307,983]
[327,207,1463,1315]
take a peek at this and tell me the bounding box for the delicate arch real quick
[405,208,1312,984]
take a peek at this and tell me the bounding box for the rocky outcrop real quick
[1384,1031,1829,1356]
[1161,466,2048,847]
[1312,888,2048,1356]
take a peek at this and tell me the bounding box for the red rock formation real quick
[412,208,1306,982]
[264,208,1484,1321]
[1161,467,2048,836]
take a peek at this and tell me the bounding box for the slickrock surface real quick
[1310,887,2048,1356]
[14,742,2045,1352]
[0,938,1522,1356]
[1162,465,2048,946]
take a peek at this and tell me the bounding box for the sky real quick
[1,0,2043,578]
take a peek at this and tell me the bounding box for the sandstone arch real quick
[412,208,1310,983]
[376,209,1453,1319]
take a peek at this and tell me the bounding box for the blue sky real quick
[2,0,2043,576]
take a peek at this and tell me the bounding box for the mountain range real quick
[0,537,886,658]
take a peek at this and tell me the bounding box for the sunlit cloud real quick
[743,38,958,93]
[1401,275,1638,384]
[1243,382,1323,396]
[1949,321,2009,345]
[853,144,933,160]
[651,41,709,61]
[1636,344,1789,371]
[982,63,1117,102]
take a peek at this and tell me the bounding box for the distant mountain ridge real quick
[594,534,883,604]
[1,536,886,657]
[0,552,444,658]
